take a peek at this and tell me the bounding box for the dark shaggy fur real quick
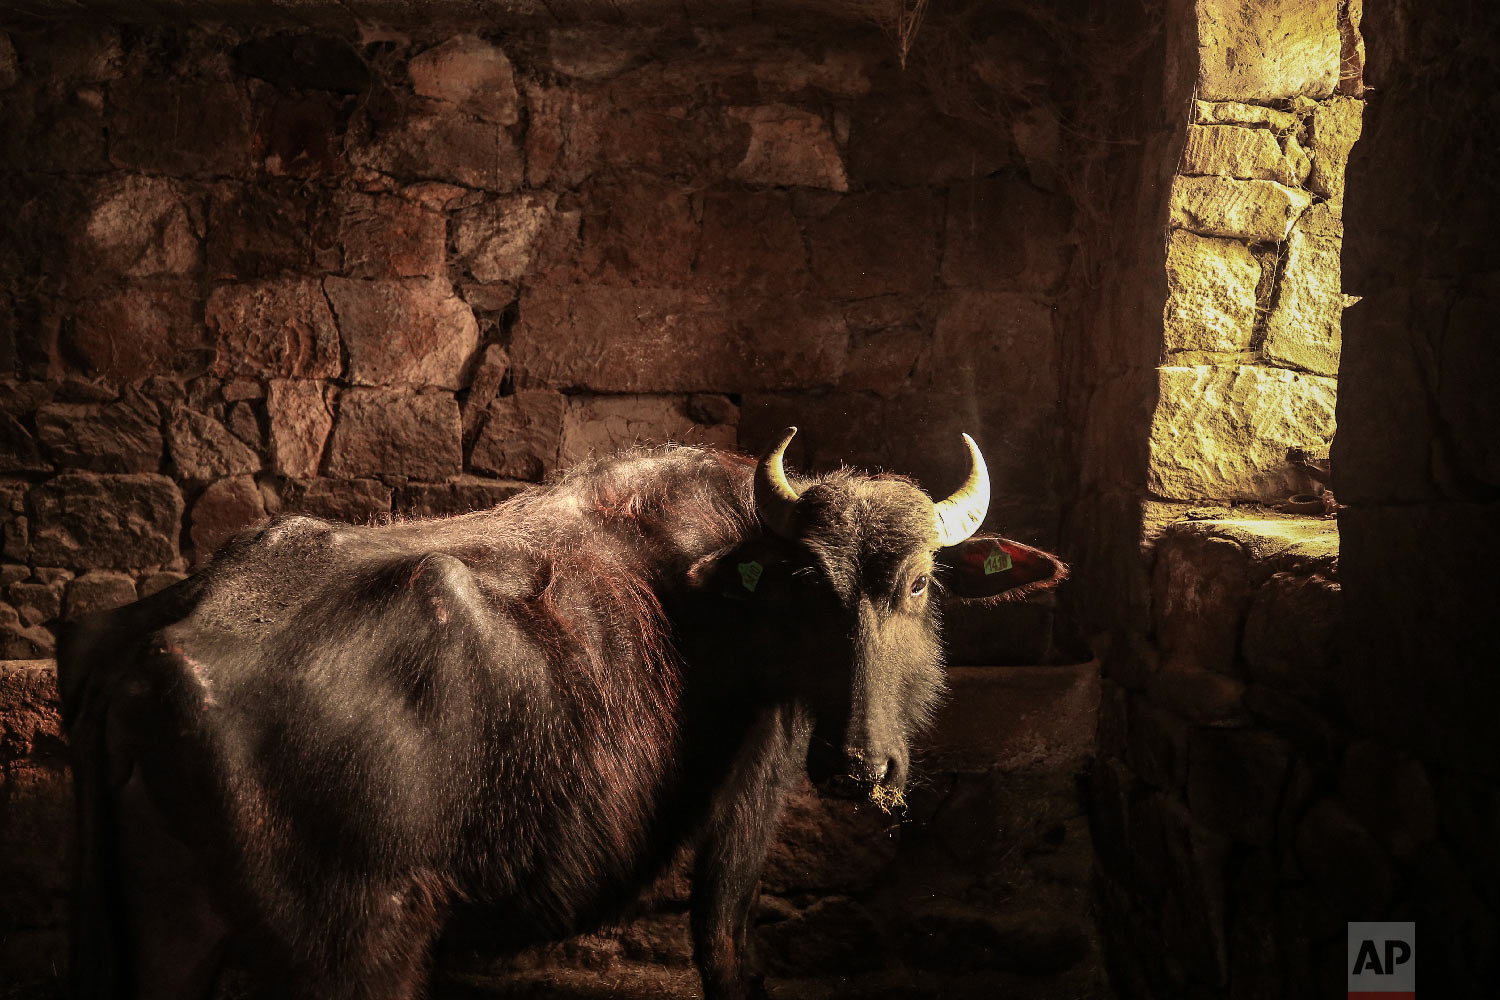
[59,444,1062,1000]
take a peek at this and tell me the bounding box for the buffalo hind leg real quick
[691,703,812,1000]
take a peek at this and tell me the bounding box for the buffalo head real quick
[705,427,1068,811]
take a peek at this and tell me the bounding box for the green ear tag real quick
[738,560,764,592]
[983,549,1012,575]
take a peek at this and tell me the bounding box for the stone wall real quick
[1090,517,1356,998]
[1151,0,1361,505]
[1088,1,1500,998]
[0,15,1078,655]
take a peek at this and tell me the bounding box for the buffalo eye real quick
[909,574,929,598]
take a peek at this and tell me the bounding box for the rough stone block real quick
[1138,793,1230,985]
[1153,531,1252,677]
[807,190,941,299]
[454,192,556,284]
[924,290,1058,403]
[137,570,186,598]
[941,178,1073,291]
[847,94,1014,186]
[1330,288,1437,504]
[839,324,923,396]
[408,35,518,126]
[1243,571,1340,696]
[1338,503,1500,774]
[352,107,523,192]
[1187,727,1291,846]
[394,478,524,519]
[1166,516,1337,570]
[1128,696,1188,791]
[750,41,874,97]
[205,183,313,280]
[0,605,54,658]
[0,31,16,89]
[1163,229,1260,353]
[695,189,807,295]
[326,389,462,482]
[1144,661,1248,726]
[511,286,847,393]
[924,664,1100,774]
[25,474,182,569]
[1263,204,1343,376]
[596,103,746,187]
[1308,96,1364,209]
[8,580,62,626]
[1436,294,1500,489]
[254,91,345,180]
[324,278,479,391]
[109,78,251,176]
[726,104,847,191]
[277,477,391,525]
[1181,124,1302,186]
[82,174,199,278]
[64,570,138,618]
[0,413,45,473]
[522,83,600,188]
[1293,798,1392,913]
[559,395,737,468]
[543,26,656,81]
[1193,100,1298,132]
[1340,741,1437,861]
[1148,365,1337,502]
[190,476,266,562]
[69,285,205,381]
[34,393,162,474]
[544,178,693,287]
[167,407,260,483]
[1169,175,1312,242]
[337,193,446,280]
[1195,0,1340,101]
[266,380,333,479]
[206,279,341,380]
[226,401,262,453]
[469,390,565,481]
[461,344,509,443]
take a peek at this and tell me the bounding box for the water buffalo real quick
[59,427,1066,1000]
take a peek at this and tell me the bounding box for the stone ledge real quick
[925,663,1100,774]
[1161,515,1338,573]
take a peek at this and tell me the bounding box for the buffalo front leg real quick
[691,703,812,1000]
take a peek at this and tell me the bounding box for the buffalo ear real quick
[685,538,788,602]
[937,534,1068,603]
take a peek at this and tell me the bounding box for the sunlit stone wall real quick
[1148,0,1362,504]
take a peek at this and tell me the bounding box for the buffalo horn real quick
[932,434,991,547]
[755,426,802,538]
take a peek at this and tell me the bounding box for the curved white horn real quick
[932,433,990,546]
[755,426,802,538]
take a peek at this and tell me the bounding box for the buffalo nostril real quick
[844,750,889,786]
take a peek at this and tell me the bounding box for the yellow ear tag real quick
[983,549,1012,575]
[738,561,764,592]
